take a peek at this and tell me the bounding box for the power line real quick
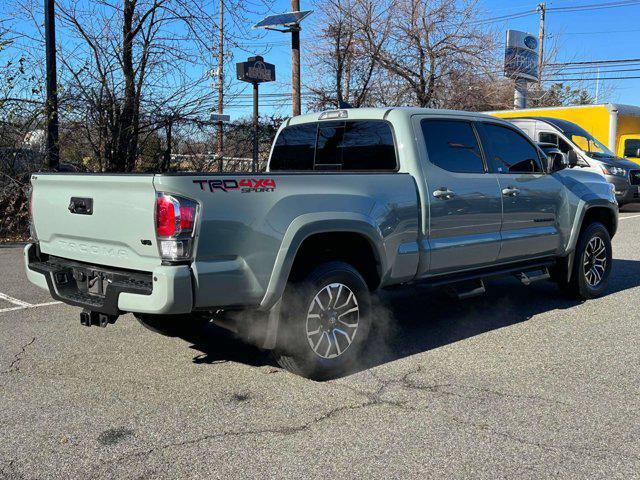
[471,0,640,26]
[551,67,640,75]
[544,75,640,81]
[550,57,640,66]
[548,0,640,12]
[551,61,640,70]
[551,28,640,36]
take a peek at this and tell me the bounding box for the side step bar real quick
[516,267,551,286]
[431,262,554,300]
[448,280,486,300]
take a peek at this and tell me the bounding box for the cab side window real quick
[539,132,573,154]
[421,119,485,174]
[480,123,543,174]
[624,139,640,158]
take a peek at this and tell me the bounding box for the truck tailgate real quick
[31,174,161,271]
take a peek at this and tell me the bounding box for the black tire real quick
[273,261,372,380]
[134,313,209,337]
[557,222,612,300]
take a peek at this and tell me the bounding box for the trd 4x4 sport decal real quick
[193,178,277,193]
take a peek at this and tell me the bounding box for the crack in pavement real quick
[337,367,640,464]
[83,364,639,474]
[93,368,425,472]
[1,337,35,374]
[445,413,640,463]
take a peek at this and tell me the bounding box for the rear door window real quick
[479,123,543,174]
[421,119,485,174]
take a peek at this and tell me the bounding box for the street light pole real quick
[44,0,60,170]
[291,0,301,116]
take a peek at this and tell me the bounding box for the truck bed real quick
[30,172,420,310]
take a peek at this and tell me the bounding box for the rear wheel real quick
[556,222,612,299]
[273,261,372,380]
[135,313,209,337]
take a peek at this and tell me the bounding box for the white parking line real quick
[0,292,33,307]
[0,292,61,314]
[0,302,62,314]
[620,214,640,220]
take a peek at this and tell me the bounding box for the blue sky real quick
[241,0,640,119]
[3,0,640,120]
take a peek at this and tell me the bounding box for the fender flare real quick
[258,212,387,312]
[563,200,618,282]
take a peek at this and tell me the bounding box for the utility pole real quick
[291,0,301,116]
[217,0,224,171]
[44,0,60,170]
[252,82,259,172]
[537,2,546,86]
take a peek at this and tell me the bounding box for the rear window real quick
[269,123,317,170]
[270,120,397,171]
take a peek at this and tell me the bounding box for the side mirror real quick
[547,150,568,172]
[567,150,579,167]
[636,148,640,158]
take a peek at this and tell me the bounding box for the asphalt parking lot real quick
[2,212,640,479]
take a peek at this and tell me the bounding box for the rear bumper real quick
[24,243,193,315]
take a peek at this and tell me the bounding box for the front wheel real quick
[273,261,372,380]
[557,222,612,299]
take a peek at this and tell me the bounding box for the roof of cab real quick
[285,107,499,127]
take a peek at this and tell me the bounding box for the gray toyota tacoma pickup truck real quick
[25,108,618,379]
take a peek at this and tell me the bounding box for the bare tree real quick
[8,0,274,172]
[360,0,496,107]
[307,0,383,109]
[308,0,499,110]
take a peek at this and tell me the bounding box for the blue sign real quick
[505,30,540,82]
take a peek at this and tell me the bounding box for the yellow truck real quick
[489,104,640,164]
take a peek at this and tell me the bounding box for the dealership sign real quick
[504,30,539,82]
[236,56,276,84]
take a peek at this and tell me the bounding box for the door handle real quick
[501,187,520,197]
[433,188,456,200]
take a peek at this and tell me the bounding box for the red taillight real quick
[155,193,199,261]
[156,195,177,237]
[179,204,195,231]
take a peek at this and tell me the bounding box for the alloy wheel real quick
[583,236,607,287]
[305,283,360,359]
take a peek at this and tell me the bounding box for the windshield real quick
[570,134,614,158]
[541,117,615,159]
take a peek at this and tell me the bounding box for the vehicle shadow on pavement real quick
[181,325,273,368]
[357,257,640,374]
[180,258,640,378]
